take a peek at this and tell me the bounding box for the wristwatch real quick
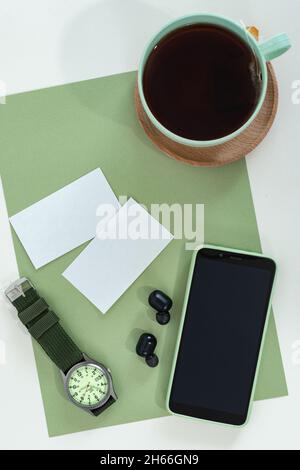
[5,277,117,416]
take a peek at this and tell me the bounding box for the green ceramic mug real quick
[138,13,291,148]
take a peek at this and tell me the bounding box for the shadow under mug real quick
[137,13,291,149]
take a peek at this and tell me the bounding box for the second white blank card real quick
[63,198,173,313]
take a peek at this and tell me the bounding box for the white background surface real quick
[0,0,299,450]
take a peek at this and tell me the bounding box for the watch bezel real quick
[63,356,114,412]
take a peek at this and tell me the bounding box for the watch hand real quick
[80,382,91,397]
[91,387,105,396]
[89,385,100,391]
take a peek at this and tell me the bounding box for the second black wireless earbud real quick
[148,290,173,325]
[136,333,159,368]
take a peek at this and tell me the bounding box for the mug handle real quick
[259,33,291,61]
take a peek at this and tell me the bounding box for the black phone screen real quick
[169,248,276,425]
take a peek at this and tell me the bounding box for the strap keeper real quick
[19,298,49,326]
[28,311,59,340]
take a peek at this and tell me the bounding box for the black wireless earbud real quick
[136,333,159,368]
[148,290,173,325]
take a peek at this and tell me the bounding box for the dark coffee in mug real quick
[143,24,262,141]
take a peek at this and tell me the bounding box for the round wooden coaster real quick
[135,63,278,167]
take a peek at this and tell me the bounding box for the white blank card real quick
[10,169,120,268]
[63,198,173,313]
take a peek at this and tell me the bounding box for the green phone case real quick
[166,244,277,427]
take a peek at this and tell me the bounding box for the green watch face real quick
[67,364,109,408]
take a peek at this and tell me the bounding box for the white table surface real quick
[0,0,299,450]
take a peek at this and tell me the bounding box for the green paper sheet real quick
[0,71,287,437]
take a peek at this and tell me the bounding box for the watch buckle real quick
[5,277,33,303]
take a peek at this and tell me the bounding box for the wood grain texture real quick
[135,63,278,167]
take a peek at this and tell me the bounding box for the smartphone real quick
[167,245,276,426]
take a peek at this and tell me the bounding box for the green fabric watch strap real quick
[19,297,49,324]
[13,287,84,374]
